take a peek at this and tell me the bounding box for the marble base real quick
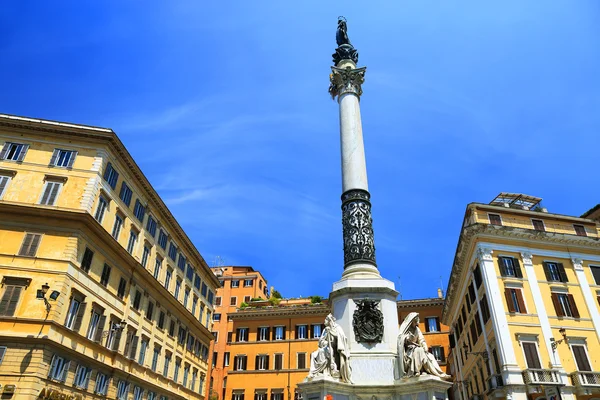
[299,374,452,400]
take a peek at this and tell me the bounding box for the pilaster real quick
[571,258,600,343]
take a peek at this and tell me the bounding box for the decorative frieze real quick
[341,189,376,268]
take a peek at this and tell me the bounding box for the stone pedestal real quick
[299,375,452,400]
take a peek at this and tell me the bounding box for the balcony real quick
[522,369,561,385]
[571,372,600,387]
[487,374,504,392]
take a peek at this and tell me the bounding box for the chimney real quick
[437,288,443,299]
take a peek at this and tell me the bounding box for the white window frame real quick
[244,279,253,287]
[258,327,269,341]
[312,324,322,338]
[297,325,307,339]
[87,310,101,340]
[95,196,108,223]
[117,380,130,400]
[274,353,284,370]
[230,296,237,306]
[94,372,108,395]
[505,283,528,314]
[519,337,542,369]
[275,326,284,340]
[51,149,77,168]
[65,298,81,329]
[569,340,592,372]
[224,352,230,366]
[73,364,91,388]
[425,317,439,333]
[233,393,245,400]
[257,354,267,370]
[0,175,12,199]
[235,355,246,371]
[256,393,267,400]
[231,280,240,288]
[297,352,307,369]
[238,327,248,342]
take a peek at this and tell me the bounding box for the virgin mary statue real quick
[397,312,450,379]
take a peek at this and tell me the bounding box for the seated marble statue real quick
[307,313,351,383]
[397,312,450,379]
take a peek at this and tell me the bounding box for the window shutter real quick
[504,288,516,313]
[557,263,568,283]
[95,315,107,342]
[265,355,269,370]
[573,345,592,371]
[84,368,91,389]
[498,257,507,276]
[49,149,60,166]
[551,293,564,317]
[568,294,580,318]
[130,335,139,359]
[40,182,54,205]
[48,354,57,378]
[0,143,9,159]
[271,327,276,341]
[46,182,61,206]
[28,234,41,257]
[5,286,22,316]
[0,176,9,198]
[73,302,87,332]
[233,356,238,371]
[67,151,77,168]
[515,291,526,314]
[542,262,552,281]
[19,234,34,256]
[61,360,71,382]
[113,328,122,351]
[295,325,299,339]
[17,144,29,161]
[513,258,523,278]
[282,326,286,340]
[449,333,455,349]
[440,347,446,362]
[436,318,441,332]
[236,328,241,342]
[243,356,247,370]
[255,355,259,370]
[522,342,541,369]
[0,286,15,316]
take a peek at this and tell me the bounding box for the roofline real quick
[581,203,600,219]
[0,113,220,288]
[472,202,596,224]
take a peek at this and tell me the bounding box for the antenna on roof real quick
[397,276,402,300]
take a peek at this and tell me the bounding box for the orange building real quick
[210,267,270,400]
[397,293,450,374]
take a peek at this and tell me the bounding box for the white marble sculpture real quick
[397,312,450,379]
[307,313,352,383]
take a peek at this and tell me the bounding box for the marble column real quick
[330,59,378,280]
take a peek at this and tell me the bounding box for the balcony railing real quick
[522,369,561,385]
[487,374,504,392]
[571,372,600,387]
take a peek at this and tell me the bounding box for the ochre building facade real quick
[0,114,219,399]
[443,193,600,400]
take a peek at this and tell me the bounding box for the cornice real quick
[0,115,219,288]
[397,298,444,309]
[442,221,600,323]
[230,304,330,320]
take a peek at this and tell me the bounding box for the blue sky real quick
[2,1,600,300]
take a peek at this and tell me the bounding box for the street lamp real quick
[550,328,568,351]
[463,344,489,361]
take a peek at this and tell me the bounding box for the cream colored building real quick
[0,114,219,399]
[443,193,600,400]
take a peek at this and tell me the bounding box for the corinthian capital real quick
[477,246,494,261]
[329,66,366,99]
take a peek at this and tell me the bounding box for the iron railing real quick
[571,372,600,386]
[522,369,561,385]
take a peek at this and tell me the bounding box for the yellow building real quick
[442,193,600,400]
[0,114,219,399]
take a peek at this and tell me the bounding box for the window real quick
[208,290,214,305]
[425,317,440,333]
[168,242,178,261]
[201,282,208,297]
[271,392,284,400]
[127,230,138,254]
[39,179,63,206]
[191,369,198,391]
[234,355,247,371]
[158,229,168,249]
[213,313,221,322]
[65,295,86,331]
[114,278,127,300]
[133,386,143,400]
[244,295,251,303]
[158,311,165,329]
[186,264,194,280]
[223,352,230,367]
[294,390,302,400]
[192,275,200,291]
[551,292,580,318]
[574,224,587,237]
[165,269,172,290]
[138,338,148,365]
[151,347,160,372]
[489,213,502,226]
[231,280,240,288]
[184,288,190,307]
[206,311,211,327]
[297,352,306,369]
[256,393,267,400]
[169,320,175,337]
[312,324,322,338]
[532,219,545,232]
[132,199,145,222]
[215,296,222,306]
[100,263,111,286]
[480,295,491,323]
[132,290,142,310]
[258,327,269,341]
[94,196,108,222]
[103,162,119,189]
[141,245,150,267]
[572,344,592,372]
[81,247,94,273]
[296,325,307,339]
[175,279,181,299]
[119,182,133,207]
[105,320,121,351]
[522,342,542,369]
[163,353,171,377]
[174,358,181,382]
[0,142,28,161]
[230,297,237,306]
[504,288,526,313]
[153,258,162,279]
[274,326,285,340]
[473,264,482,288]
[233,393,245,400]
[112,214,123,239]
[237,327,248,342]
[183,363,190,387]
[274,354,283,370]
[244,279,254,287]
[117,380,130,400]
[49,355,70,382]
[543,262,568,282]
[18,233,42,257]
[87,309,105,341]
[256,354,269,370]
[127,332,139,359]
[178,253,186,271]
[0,174,11,199]
[146,215,157,237]
[146,301,154,320]
[73,364,91,388]
[178,326,187,345]
[94,372,109,395]
[498,256,522,278]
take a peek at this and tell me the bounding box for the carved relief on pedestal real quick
[353,299,384,343]
[341,189,376,268]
